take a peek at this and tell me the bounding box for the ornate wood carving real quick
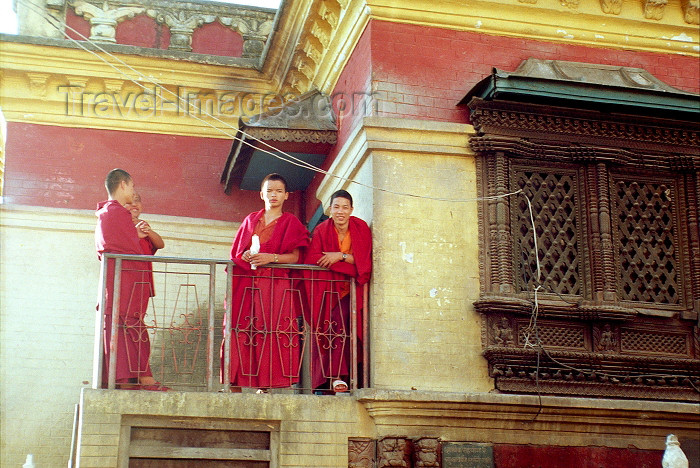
[495,152,514,293]
[470,92,700,402]
[245,127,337,144]
[612,175,681,304]
[586,164,604,301]
[598,162,616,301]
[683,171,700,317]
[512,165,580,295]
[469,100,700,156]
[485,154,499,294]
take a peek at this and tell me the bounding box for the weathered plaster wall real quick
[0,205,236,466]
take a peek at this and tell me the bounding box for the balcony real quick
[95,253,368,394]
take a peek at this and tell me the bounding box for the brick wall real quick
[369,19,700,123]
[77,389,372,468]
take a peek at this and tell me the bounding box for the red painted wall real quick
[303,21,374,221]
[116,14,170,49]
[191,21,243,58]
[302,18,700,214]
[369,19,700,123]
[494,444,664,468]
[64,7,90,42]
[2,122,301,222]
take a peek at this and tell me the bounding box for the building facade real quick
[1,0,698,466]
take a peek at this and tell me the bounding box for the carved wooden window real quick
[512,164,583,297]
[612,175,682,305]
[470,98,700,402]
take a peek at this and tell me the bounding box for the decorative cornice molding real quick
[356,389,700,448]
[246,127,337,144]
[468,100,700,165]
[364,0,700,52]
[0,40,274,138]
[68,0,277,58]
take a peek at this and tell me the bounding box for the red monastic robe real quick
[222,209,310,388]
[95,200,154,385]
[305,216,372,389]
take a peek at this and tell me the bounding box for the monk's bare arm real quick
[248,248,299,266]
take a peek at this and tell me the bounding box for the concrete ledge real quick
[355,389,700,449]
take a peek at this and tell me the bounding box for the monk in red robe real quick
[127,192,165,301]
[222,173,309,391]
[305,190,372,392]
[95,169,166,390]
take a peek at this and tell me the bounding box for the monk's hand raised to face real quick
[136,220,151,232]
[135,220,150,238]
[317,252,343,268]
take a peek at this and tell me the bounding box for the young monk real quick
[305,190,372,393]
[95,169,167,391]
[128,192,165,267]
[222,173,309,392]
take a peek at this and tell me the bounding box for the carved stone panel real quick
[349,438,376,468]
[414,438,441,468]
[377,438,412,468]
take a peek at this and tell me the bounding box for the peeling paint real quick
[429,288,437,298]
[671,33,694,42]
[475,20,482,28]
[556,29,573,39]
[595,34,604,39]
[399,241,414,263]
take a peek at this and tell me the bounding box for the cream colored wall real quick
[370,150,491,392]
[317,117,493,393]
[78,389,375,468]
[0,204,236,467]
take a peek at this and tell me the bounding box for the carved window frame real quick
[470,97,700,401]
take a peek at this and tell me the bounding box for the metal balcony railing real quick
[94,253,368,393]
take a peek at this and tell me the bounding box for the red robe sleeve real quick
[306,217,372,284]
[95,200,146,318]
[305,216,372,320]
[95,200,143,258]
